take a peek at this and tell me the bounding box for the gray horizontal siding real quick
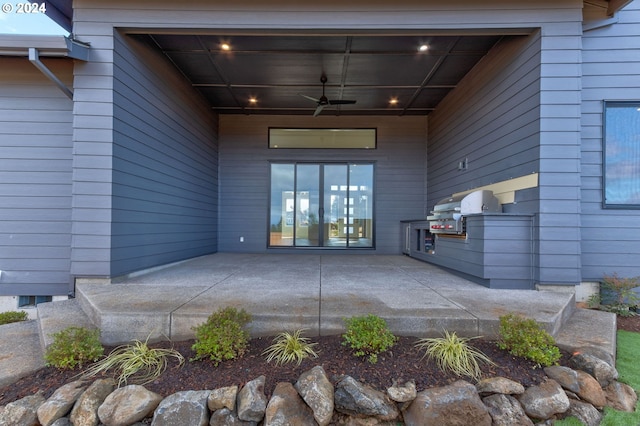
[581,0,640,281]
[110,32,219,277]
[0,57,73,296]
[218,115,427,254]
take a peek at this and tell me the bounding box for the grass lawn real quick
[556,329,640,425]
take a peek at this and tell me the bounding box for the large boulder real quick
[151,390,210,426]
[97,384,162,426]
[569,351,618,387]
[0,393,45,426]
[70,378,116,426]
[604,380,638,412]
[476,377,525,396]
[482,393,533,426]
[544,366,606,408]
[295,366,334,426]
[208,386,238,412]
[517,379,570,420]
[237,375,267,423]
[404,380,491,426]
[264,382,316,426]
[561,399,602,426]
[334,376,399,421]
[37,380,87,426]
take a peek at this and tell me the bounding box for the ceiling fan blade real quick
[313,104,325,117]
[299,94,320,103]
[328,99,357,105]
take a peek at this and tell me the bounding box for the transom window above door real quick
[269,163,374,248]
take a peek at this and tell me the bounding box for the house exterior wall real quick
[0,57,73,296]
[581,1,640,280]
[69,0,585,284]
[111,33,219,276]
[218,115,428,253]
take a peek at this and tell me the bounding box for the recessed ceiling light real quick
[221,43,231,51]
[389,98,399,105]
[418,44,429,52]
[249,97,258,104]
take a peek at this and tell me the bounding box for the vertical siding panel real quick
[0,58,73,296]
[581,1,640,280]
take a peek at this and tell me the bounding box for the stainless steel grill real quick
[427,190,501,235]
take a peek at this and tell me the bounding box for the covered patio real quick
[73,253,577,345]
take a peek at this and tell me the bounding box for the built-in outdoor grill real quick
[427,190,501,235]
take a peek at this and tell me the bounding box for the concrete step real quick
[37,298,97,349]
[555,307,617,362]
[0,320,45,388]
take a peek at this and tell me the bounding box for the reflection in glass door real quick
[269,163,373,248]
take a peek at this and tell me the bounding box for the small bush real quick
[44,326,104,369]
[497,313,561,367]
[191,307,252,365]
[83,334,184,387]
[0,310,29,325]
[342,314,397,364]
[599,273,639,316]
[415,330,495,381]
[263,329,319,366]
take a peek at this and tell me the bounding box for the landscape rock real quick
[330,413,399,425]
[476,377,525,395]
[209,407,255,426]
[386,379,416,402]
[569,351,618,387]
[572,346,615,367]
[264,382,316,426]
[604,380,638,412]
[0,392,45,426]
[208,385,238,411]
[561,399,602,426]
[37,380,87,426]
[517,378,570,420]
[295,365,334,426]
[482,393,533,426]
[236,375,267,423]
[544,366,606,408]
[70,378,116,426]
[403,380,491,426]
[334,376,399,421]
[50,418,71,426]
[97,384,162,426]
[152,390,210,426]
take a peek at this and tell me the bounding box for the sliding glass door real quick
[269,163,373,248]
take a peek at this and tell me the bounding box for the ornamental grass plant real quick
[415,330,495,381]
[263,329,319,366]
[82,335,184,387]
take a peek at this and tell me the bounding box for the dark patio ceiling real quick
[135,33,504,116]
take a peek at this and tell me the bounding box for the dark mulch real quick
[1,314,638,406]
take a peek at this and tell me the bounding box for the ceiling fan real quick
[300,74,357,117]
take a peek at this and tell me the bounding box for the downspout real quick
[28,47,73,99]
[27,36,90,100]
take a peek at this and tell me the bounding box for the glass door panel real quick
[323,165,349,247]
[269,162,373,248]
[295,164,320,247]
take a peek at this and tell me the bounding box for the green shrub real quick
[598,273,639,316]
[83,334,184,387]
[263,329,319,366]
[342,314,397,364]
[44,326,104,369]
[0,310,29,325]
[497,313,561,367]
[191,307,252,365]
[415,330,495,381]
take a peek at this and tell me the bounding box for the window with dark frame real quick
[603,101,640,208]
[18,295,52,308]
